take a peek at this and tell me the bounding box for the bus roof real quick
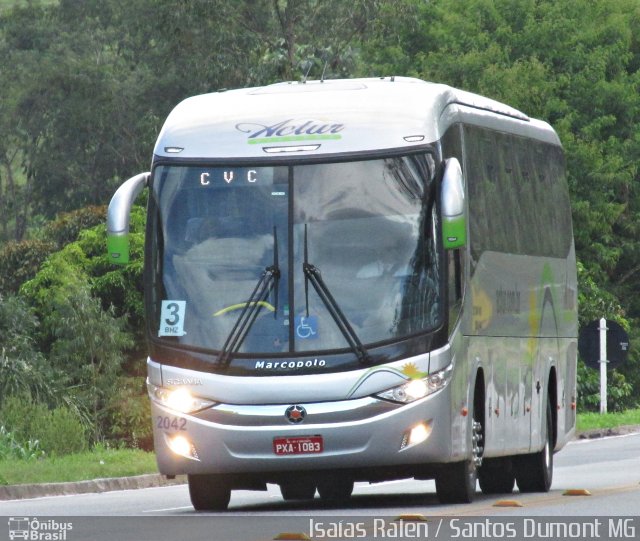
[154,77,559,160]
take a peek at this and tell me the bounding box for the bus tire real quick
[317,477,354,503]
[188,474,231,511]
[436,406,481,504]
[478,459,515,494]
[436,459,476,504]
[514,399,553,493]
[280,481,316,501]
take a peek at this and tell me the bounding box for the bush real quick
[577,360,634,412]
[0,426,45,462]
[0,204,129,302]
[42,205,107,248]
[0,396,88,456]
[0,295,59,408]
[108,376,153,450]
[0,240,56,295]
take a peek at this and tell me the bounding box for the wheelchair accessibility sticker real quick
[295,315,318,339]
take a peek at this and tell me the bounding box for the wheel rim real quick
[472,420,484,467]
[468,419,483,489]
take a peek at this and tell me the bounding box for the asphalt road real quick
[1,433,639,541]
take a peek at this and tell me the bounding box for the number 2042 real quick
[157,416,187,431]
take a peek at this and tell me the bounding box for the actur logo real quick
[236,119,344,144]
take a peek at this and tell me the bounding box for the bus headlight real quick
[375,364,453,404]
[147,383,216,413]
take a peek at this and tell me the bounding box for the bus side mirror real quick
[441,158,467,250]
[107,172,150,264]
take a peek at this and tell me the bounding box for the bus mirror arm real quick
[107,172,150,264]
[441,158,467,250]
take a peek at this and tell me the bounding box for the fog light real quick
[409,423,431,445]
[166,434,199,461]
[400,422,432,450]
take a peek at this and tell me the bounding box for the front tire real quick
[435,457,477,504]
[436,413,482,504]
[188,474,231,511]
[515,399,553,492]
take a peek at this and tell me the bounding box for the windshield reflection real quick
[151,153,440,358]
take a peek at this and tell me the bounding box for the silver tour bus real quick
[107,77,577,510]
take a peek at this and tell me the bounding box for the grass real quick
[1,410,639,486]
[576,407,640,433]
[0,0,58,10]
[0,447,157,486]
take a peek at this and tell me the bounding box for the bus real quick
[107,77,577,510]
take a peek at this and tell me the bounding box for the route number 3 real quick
[159,300,187,337]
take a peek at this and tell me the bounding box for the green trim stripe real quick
[247,134,342,144]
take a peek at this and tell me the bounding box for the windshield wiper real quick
[302,224,371,365]
[215,227,280,368]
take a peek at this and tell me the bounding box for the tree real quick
[363,0,640,407]
[48,283,132,442]
[20,212,144,442]
[0,294,54,408]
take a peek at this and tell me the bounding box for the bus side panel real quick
[457,121,577,457]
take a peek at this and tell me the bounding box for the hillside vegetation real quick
[0,0,639,454]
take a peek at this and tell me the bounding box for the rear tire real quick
[317,477,354,503]
[280,481,316,501]
[515,399,553,492]
[478,458,515,494]
[188,474,231,511]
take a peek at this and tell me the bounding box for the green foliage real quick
[42,205,107,248]
[0,239,56,295]
[21,206,145,334]
[0,396,87,456]
[108,377,153,450]
[577,360,634,412]
[50,286,131,437]
[577,407,640,432]
[0,207,107,294]
[363,0,640,409]
[0,426,45,462]
[20,217,142,443]
[2,0,640,438]
[0,446,157,484]
[0,294,60,407]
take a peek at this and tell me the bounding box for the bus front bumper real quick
[151,389,454,477]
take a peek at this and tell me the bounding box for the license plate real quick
[273,435,324,455]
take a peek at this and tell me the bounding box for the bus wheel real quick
[514,399,553,493]
[436,418,481,504]
[478,458,515,494]
[188,474,231,511]
[280,481,316,501]
[317,477,354,503]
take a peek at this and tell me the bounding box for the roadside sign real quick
[578,319,629,370]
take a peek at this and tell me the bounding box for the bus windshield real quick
[150,153,441,358]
